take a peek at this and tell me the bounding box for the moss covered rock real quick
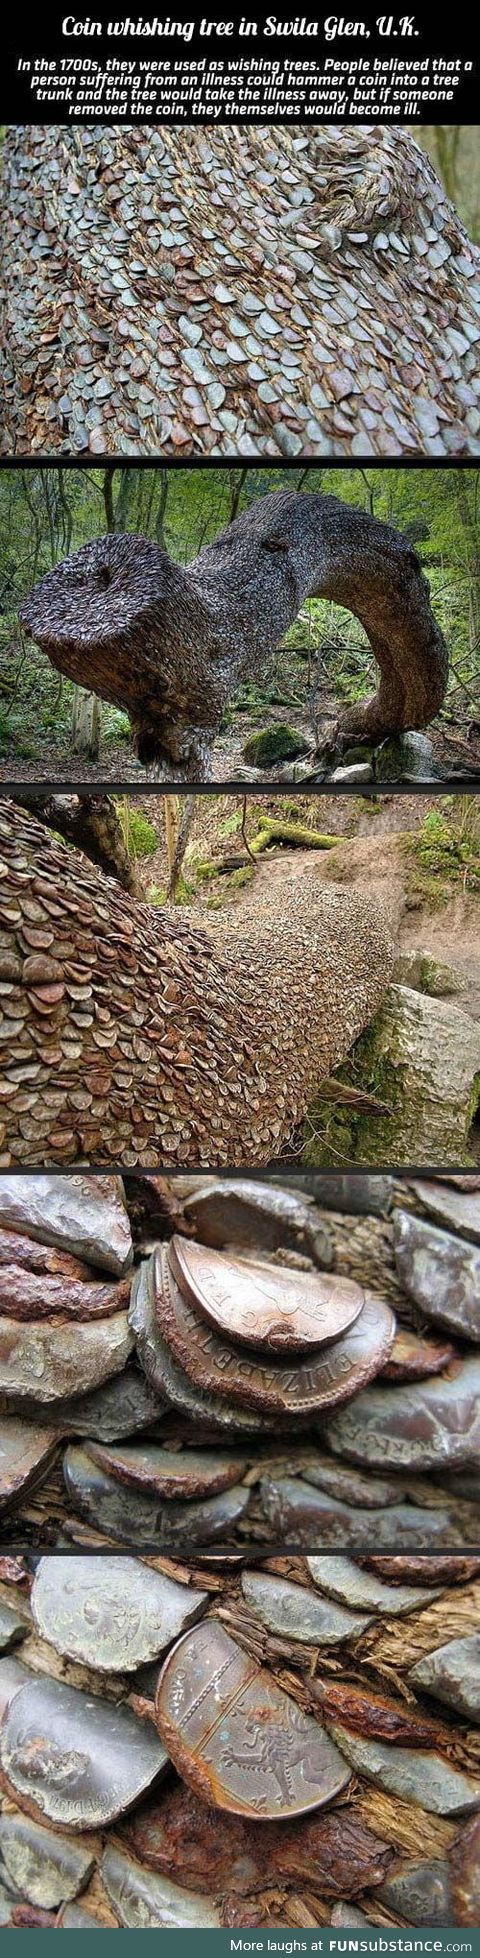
[243,725,310,767]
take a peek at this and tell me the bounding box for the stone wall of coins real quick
[0,1552,478,1929]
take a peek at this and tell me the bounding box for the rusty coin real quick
[169,1235,364,1353]
[154,1251,395,1417]
[155,1618,350,1819]
[85,1440,249,1499]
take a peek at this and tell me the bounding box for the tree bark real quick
[0,798,393,1170]
[20,490,448,779]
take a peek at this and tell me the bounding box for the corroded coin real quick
[102,1843,222,1929]
[0,1673,169,1828]
[63,1445,250,1552]
[0,1813,95,1910]
[259,1479,460,1551]
[408,1180,480,1247]
[129,1259,279,1435]
[20,1365,166,1441]
[120,1774,394,1898]
[327,1724,480,1817]
[0,1174,132,1274]
[307,1555,443,1615]
[155,1619,350,1818]
[182,1178,333,1265]
[169,1234,363,1352]
[0,1266,131,1322]
[393,1210,480,1344]
[325,1356,480,1471]
[85,1440,249,1499]
[31,1555,208,1673]
[360,1556,480,1584]
[382,1324,457,1381]
[154,1251,395,1417]
[0,1415,61,1513]
[0,1310,134,1403]
[410,1635,480,1719]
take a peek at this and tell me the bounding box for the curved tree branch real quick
[0,799,393,1171]
[20,490,448,778]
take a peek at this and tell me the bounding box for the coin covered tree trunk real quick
[0,799,394,1168]
[20,490,448,777]
[1,126,479,464]
[0,1554,478,1928]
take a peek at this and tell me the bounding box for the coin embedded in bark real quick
[0,1602,27,1651]
[155,1619,350,1818]
[0,1310,134,1403]
[360,1556,480,1584]
[0,1174,132,1273]
[0,1655,30,1723]
[63,1445,250,1551]
[22,1365,166,1441]
[377,1858,451,1927]
[0,1813,95,1910]
[0,1673,169,1828]
[409,1180,480,1246]
[301,1460,403,1508]
[241,1572,372,1643]
[0,1415,61,1512]
[155,1250,395,1416]
[382,1323,457,1381]
[102,1843,222,1929]
[393,1210,480,1344]
[328,1723,480,1816]
[31,1555,208,1672]
[0,1266,131,1322]
[85,1440,249,1499]
[169,1234,363,1352]
[182,1179,333,1265]
[325,1356,480,1470]
[129,1259,279,1435]
[0,1226,99,1281]
[120,1775,395,1897]
[410,1636,480,1719]
[450,1815,480,1927]
[260,1480,457,1551]
[307,1556,443,1615]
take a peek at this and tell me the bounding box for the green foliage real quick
[116,802,158,860]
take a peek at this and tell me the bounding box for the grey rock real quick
[375,731,444,781]
[330,763,373,783]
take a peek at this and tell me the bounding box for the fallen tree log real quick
[20,489,448,777]
[0,798,393,1169]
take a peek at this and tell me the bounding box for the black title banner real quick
[3,8,478,122]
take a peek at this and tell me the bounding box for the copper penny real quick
[155,1619,350,1819]
[84,1440,249,1500]
[154,1251,395,1417]
[169,1235,364,1352]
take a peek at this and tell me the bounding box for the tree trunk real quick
[71,686,101,759]
[20,490,448,778]
[13,793,141,895]
[0,799,393,1170]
